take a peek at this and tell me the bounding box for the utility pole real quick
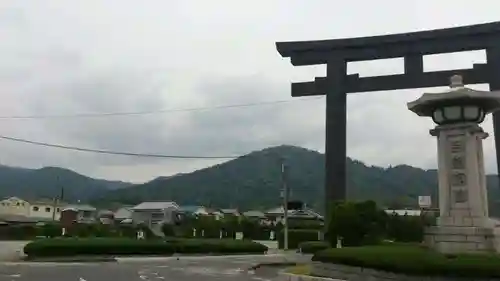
[52,179,64,221]
[52,176,60,221]
[280,157,289,250]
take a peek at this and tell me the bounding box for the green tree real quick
[327,200,386,247]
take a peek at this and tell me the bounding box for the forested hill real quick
[0,165,132,202]
[92,145,500,214]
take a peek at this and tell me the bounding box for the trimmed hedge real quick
[298,241,330,254]
[278,229,320,249]
[312,244,500,278]
[23,237,268,257]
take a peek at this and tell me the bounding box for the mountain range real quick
[0,165,132,202]
[3,145,500,215]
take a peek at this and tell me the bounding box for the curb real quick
[279,272,344,281]
[22,256,117,263]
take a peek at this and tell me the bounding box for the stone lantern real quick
[407,75,500,254]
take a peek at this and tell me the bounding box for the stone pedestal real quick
[424,122,498,253]
[425,226,496,253]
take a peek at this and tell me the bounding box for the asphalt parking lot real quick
[0,255,290,281]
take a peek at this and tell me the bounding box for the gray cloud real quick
[0,0,498,182]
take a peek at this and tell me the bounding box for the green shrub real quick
[288,219,323,230]
[161,224,176,237]
[117,225,139,238]
[278,229,320,249]
[240,219,271,240]
[386,214,424,243]
[65,223,114,238]
[23,237,268,257]
[312,245,500,278]
[38,223,62,238]
[298,241,330,254]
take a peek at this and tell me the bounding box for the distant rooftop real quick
[64,204,96,211]
[265,206,323,219]
[132,201,179,210]
[220,209,239,214]
[243,210,265,218]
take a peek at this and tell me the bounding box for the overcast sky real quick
[0,0,499,183]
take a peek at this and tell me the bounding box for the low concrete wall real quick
[311,261,500,281]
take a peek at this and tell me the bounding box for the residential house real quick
[28,198,65,221]
[62,204,97,223]
[114,206,133,222]
[204,208,224,220]
[0,197,30,217]
[97,209,114,224]
[0,197,65,224]
[243,210,267,225]
[219,209,240,217]
[131,201,180,226]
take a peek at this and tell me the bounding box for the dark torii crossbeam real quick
[275,21,500,220]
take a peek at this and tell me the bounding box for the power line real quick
[0,97,323,120]
[0,135,240,159]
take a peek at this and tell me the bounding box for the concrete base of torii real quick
[423,122,500,253]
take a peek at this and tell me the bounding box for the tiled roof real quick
[131,201,179,210]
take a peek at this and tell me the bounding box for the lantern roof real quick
[407,75,500,117]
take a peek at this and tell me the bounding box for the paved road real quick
[0,255,290,281]
[0,241,28,261]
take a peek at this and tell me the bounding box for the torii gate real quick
[276,21,500,220]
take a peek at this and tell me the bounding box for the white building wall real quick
[29,203,61,220]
